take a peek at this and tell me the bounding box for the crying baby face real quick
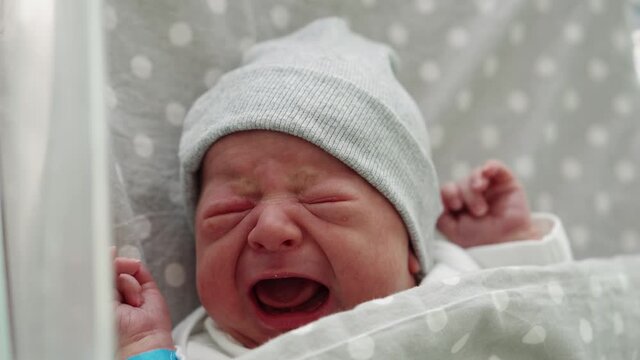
[194,130,421,348]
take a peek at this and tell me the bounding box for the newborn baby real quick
[115,18,572,359]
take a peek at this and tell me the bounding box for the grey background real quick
[106,0,640,322]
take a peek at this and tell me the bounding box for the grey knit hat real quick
[179,17,441,276]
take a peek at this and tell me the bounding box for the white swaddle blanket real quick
[173,214,574,359]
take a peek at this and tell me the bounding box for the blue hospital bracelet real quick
[128,349,179,360]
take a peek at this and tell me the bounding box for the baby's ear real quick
[408,251,421,276]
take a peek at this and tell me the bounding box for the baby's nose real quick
[247,205,302,252]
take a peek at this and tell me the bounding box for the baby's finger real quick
[130,261,156,287]
[470,167,489,192]
[458,176,488,216]
[114,257,157,288]
[114,257,141,277]
[436,213,458,239]
[117,273,143,307]
[481,159,515,185]
[440,182,463,211]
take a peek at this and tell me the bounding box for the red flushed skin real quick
[195,131,421,348]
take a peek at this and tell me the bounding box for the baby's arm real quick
[114,255,175,359]
[436,159,540,248]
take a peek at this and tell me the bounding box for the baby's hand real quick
[114,252,174,359]
[437,160,539,248]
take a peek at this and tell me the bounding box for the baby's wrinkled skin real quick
[114,130,536,358]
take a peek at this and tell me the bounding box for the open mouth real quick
[252,277,330,315]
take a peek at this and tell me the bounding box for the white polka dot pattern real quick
[361,0,376,8]
[480,125,499,149]
[130,55,153,79]
[476,0,497,14]
[166,102,186,126]
[594,192,611,215]
[507,90,529,114]
[451,333,470,354]
[514,156,534,179]
[588,58,609,81]
[134,216,152,240]
[564,22,584,44]
[563,89,580,111]
[586,125,608,147]
[207,0,226,14]
[442,276,461,286]
[270,5,290,29]
[387,23,408,46]
[164,262,186,287]
[169,22,193,47]
[535,0,551,13]
[522,325,546,344]
[133,134,154,158]
[535,56,556,77]
[615,160,636,183]
[419,61,441,83]
[291,323,315,335]
[371,295,395,305]
[105,1,640,346]
[118,245,142,260]
[570,225,590,251]
[426,308,449,332]
[347,335,375,360]
[547,281,565,304]
[561,158,582,180]
[415,0,436,14]
[579,318,593,343]
[451,162,470,181]
[447,27,469,49]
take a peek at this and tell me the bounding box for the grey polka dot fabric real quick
[107,0,640,323]
[237,256,640,359]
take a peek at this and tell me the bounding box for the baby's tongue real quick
[255,278,320,308]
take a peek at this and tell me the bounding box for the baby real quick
[114,18,572,359]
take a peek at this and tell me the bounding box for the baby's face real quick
[195,130,420,347]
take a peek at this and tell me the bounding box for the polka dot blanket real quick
[107,0,640,331]
[235,256,640,359]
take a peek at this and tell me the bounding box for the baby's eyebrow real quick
[290,167,321,193]
[229,177,260,196]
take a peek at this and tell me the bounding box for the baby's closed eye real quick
[199,198,254,238]
[202,198,255,217]
[302,198,357,225]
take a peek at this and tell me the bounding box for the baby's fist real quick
[114,255,174,359]
[437,160,538,248]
